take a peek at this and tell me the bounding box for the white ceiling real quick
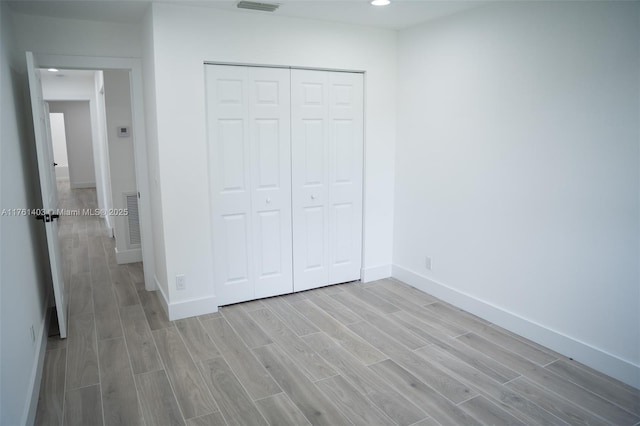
[8,0,486,30]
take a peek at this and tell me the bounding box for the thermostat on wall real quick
[117,126,130,138]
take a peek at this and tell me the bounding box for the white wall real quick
[11,12,141,65]
[0,3,52,424]
[148,3,397,317]
[49,112,69,178]
[48,101,96,188]
[103,69,138,261]
[394,1,640,387]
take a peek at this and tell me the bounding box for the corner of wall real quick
[361,264,392,283]
[141,2,169,299]
[2,4,57,422]
[392,264,640,389]
[23,293,52,425]
[153,275,217,321]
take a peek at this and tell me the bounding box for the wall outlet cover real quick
[176,274,186,291]
[425,256,432,270]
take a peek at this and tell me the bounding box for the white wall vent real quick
[237,1,279,12]
[124,192,141,248]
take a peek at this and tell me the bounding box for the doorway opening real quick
[39,66,145,337]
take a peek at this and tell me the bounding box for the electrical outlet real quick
[425,256,432,271]
[30,325,36,343]
[176,274,186,291]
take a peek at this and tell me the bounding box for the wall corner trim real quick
[167,296,219,321]
[392,264,640,390]
[154,276,218,321]
[361,264,392,283]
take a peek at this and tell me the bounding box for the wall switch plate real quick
[176,274,186,291]
[425,256,432,270]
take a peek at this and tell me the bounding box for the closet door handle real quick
[266,198,272,204]
[311,195,316,200]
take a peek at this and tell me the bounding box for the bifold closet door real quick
[291,70,364,292]
[206,65,292,305]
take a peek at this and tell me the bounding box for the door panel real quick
[303,206,325,269]
[328,72,363,285]
[26,52,68,338]
[333,120,355,183]
[219,119,247,191]
[222,213,251,283]
[249,67,292,299]
[207,65,292,304]
[256,210,281,276]
[292,70,330,291]
[332,203,354,264]
[302,120,325,185]
[255,120,280,189]
[207,66,253,304]
[292,70,363,290]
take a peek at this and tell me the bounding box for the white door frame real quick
[36,54,156,291]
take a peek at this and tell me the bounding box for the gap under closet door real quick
[206,65,292,305]
[291,69,364,292]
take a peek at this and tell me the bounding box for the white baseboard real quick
[168,295,219,321]
[54,165,69,179]
[154,275,218,321]
[69,181,96,189]
[23,294,51,426]
[115,247,142,264]
[392,264,640,390]
[144,268,157,291]
[155,276,170,318]
[101,216,113,237]
[360,264,392,283]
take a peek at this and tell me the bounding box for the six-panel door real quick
[326,72,364,286]
[206,65,293,306]
[291,69,364,292]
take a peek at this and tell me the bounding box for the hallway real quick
[35,179,159,425]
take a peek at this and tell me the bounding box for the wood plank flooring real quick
[35,180,640,425]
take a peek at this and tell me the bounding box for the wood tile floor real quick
[35,181,640,425]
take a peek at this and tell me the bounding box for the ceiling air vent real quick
[237,1,280,12]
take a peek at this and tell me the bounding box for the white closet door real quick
[249,68,293,299]
[207,65,292,305]
[292,69,363,292]
[291,70,330,291]
[328,72,363,285]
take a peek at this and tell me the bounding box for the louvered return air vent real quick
[237,1,279,12]
[124,192,141,248]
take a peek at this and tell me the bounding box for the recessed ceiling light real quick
[371,0,390,5]
[47,68,59,72]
